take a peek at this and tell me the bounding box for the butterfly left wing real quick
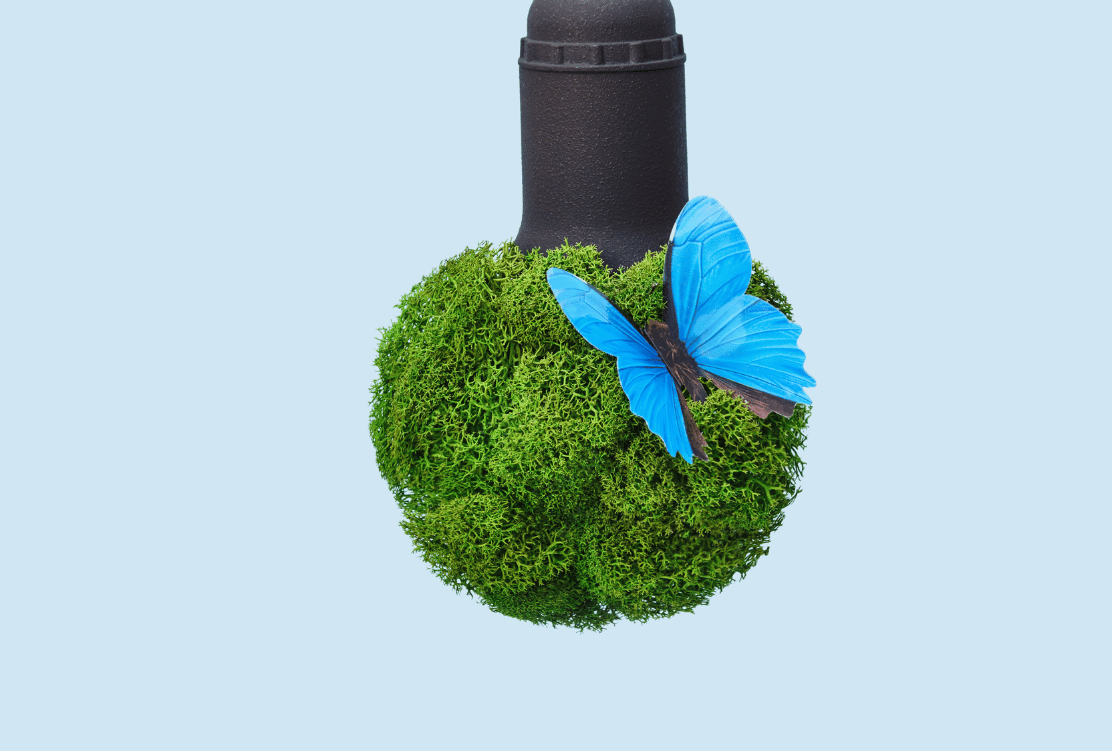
[546,268,707,462]
[665,196,816,415]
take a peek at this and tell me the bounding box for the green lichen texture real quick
[370,241,810,631]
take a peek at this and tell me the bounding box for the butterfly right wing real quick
[666,196,815,412]
[546,268,702,462]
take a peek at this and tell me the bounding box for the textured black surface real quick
[527,0,677,43]
[515,0,689,270]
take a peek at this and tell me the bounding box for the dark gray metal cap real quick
[520,0,685,73]
[515,0,689,268]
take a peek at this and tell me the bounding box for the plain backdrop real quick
[2,1,1108,748]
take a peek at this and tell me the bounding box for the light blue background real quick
[2,1,1108,748]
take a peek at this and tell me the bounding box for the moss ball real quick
[369,242,810,631]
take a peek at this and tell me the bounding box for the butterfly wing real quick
[666,196,816,409]
[546,268,704,462]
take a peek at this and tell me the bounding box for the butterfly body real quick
[643,318,706,402]
[641,317,711,460]
[546,196,815,463]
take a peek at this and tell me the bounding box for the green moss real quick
[370,241,810,631]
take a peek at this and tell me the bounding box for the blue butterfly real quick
[546,196,815,463]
